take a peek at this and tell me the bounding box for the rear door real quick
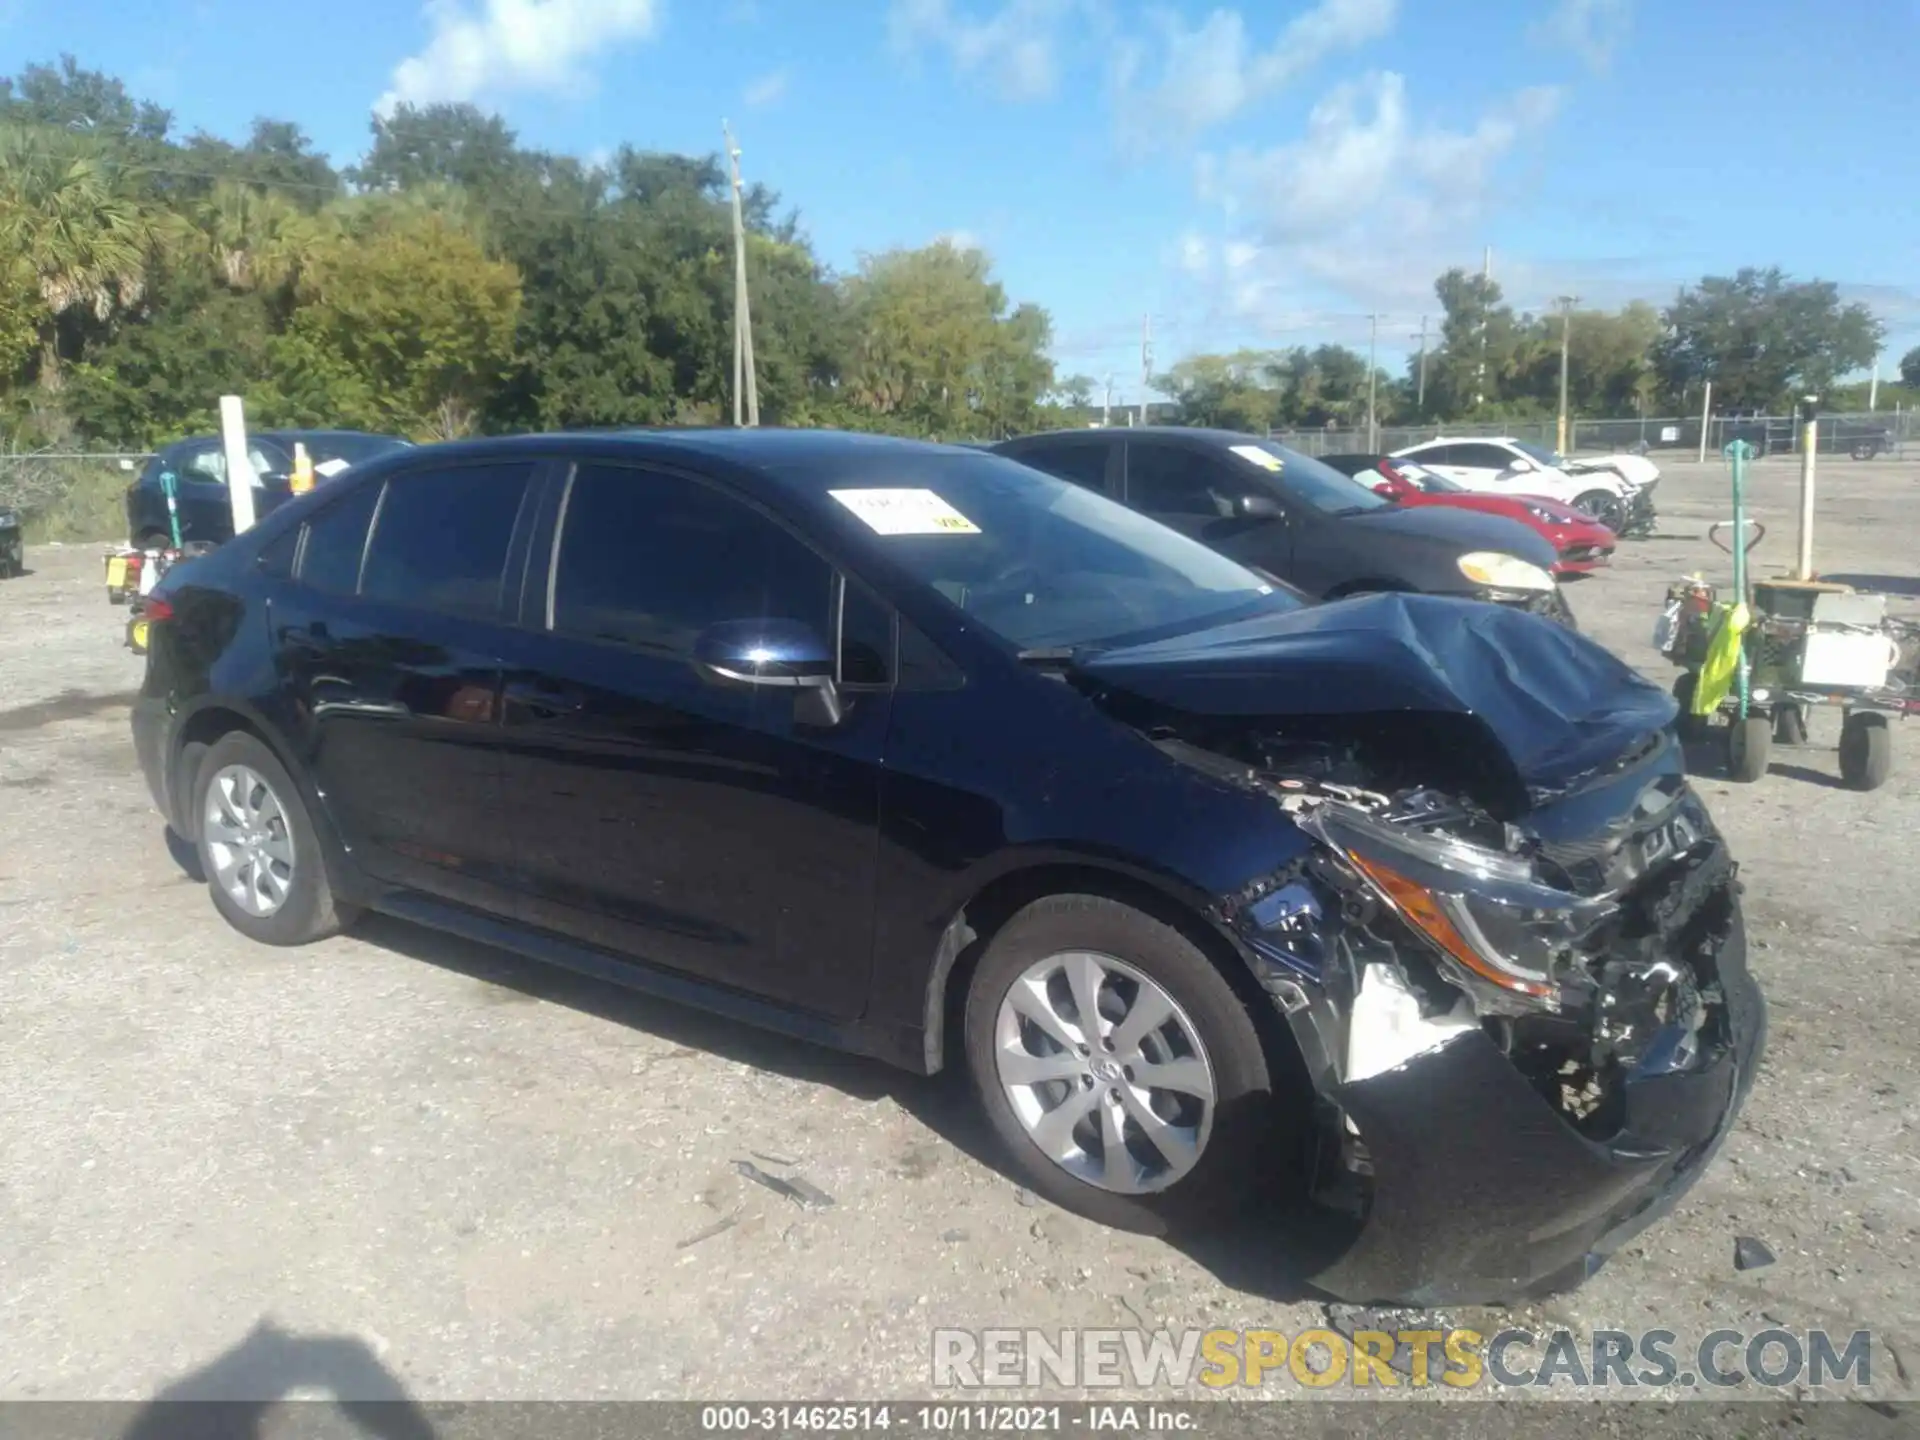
[269,459,542,912]
[489,458,890,1019]
[1120,438,1296,579]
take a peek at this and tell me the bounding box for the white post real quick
[220,394,257,536]
[1868,359,1880,413]
[1796,409,1818,580]
[1696,380,1712,464]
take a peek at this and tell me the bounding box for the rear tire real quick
[1839,712,1891,791]
[193,730,354,946]
[963,894,1285,1235]
[1773,704,1808,746]
[1727,714,1771,783]
[1573,489,1625,532]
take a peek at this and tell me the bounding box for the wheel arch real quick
[919,857,1300,1088]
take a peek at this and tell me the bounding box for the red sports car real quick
[1321,454,1617,576]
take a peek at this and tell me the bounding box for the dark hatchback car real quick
[993,428,1575,626]
[132,430,1762,1304]
[125,430,410,547]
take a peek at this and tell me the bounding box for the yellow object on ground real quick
[105,555,128,590]
[1693,601,1750,714]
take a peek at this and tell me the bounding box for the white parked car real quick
[1390,438,1655,535]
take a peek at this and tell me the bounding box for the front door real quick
[1121,439,1295,579]
[491,460,888,1020]
[268,460,538,911]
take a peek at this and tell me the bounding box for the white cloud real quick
[936,228,984,251]
[1533,0,1631,73]
[1117,0,1397,144]
[744,69,789,107]
[887,0,1084,101]
[1192,73,1564,316]
[377,0,662,115]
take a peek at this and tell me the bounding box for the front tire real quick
[193,730,353,945]
[1839,712,1891,791]
[1727,714,1772,783]
[963,894,1282,1234]
[1573,489,1626,532]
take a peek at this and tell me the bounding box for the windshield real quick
[1233,440,1393,514]
[301,434,410,467]
[1512,440,1567,469]
[1395,462,1463,494]
[833,454,1298,649]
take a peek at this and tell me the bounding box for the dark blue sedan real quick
[124,430,409,547]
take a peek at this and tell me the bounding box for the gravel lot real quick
[1,457,1916,1421]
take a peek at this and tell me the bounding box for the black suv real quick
[132,429,1762,1304]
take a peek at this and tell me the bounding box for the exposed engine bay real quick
[1147,717,1740,1208]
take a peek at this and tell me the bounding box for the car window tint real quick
[897,617,964,691]
[256,524,300,578]
[552,464,833,656]
[1011,442,1111,493]
[840,578,893,684]
[296,480,383,594]
[360,463,532,617]
[1460,444,1514,469]
[1126,444,1238,517]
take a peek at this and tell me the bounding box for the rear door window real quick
[359,463,534,618]
[1125,443,1238,517]
[296,481,383,595]
[1006,440,1115,494]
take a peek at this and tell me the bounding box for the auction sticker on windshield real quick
[1229,444,1283,473]
[831,488,981,535]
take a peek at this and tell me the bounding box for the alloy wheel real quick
[203,763,297,917]
[993,951,1216,1194]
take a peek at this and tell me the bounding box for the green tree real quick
[290,205,521,437]
[1656,268,1883,410]
[1900,346,1920,391]
[1424,267,1523,415]
[0,55,171,141]
[356,103,523,195]
[840,242,1053,439]
[1159,350,1280,431]
[0,127,163,392]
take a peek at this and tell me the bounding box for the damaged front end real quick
[1190,726,1763,1306]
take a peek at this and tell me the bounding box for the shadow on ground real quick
[340,907,1353,1306]
[120,1319,435,1440]
[1820,573,1920,598]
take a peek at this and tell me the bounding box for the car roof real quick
[997,426,1308,452]
[373,427,1005,502]
[1403,436,1522,446]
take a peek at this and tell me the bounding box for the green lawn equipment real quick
[1656,440,1918,789]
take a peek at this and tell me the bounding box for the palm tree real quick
[195,181,320,295]
[0,127,156,392]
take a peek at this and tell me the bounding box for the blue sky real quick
[5,0,1916,400]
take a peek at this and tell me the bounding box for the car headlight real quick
[1457,551,1553,592]
[1300,803,1615,1013]
[1523,504,1558,525]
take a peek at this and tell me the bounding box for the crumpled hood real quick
[1079,592,1676,799]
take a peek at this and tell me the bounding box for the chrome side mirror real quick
[694,618,835,689]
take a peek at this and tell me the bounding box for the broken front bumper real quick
[1299,901,1764,1307]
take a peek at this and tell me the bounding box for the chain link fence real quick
[1264,409,1916,461]
[0,448,151,543]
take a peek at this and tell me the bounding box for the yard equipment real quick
[1657,440,1919,789]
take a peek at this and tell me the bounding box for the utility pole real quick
[1697,379,1713,463]
[1413,315,1428,414]
[1101,374,1113,427]
[1869,354,1880,412]
[723,120,759,427]
[1475,245,1491,408]
[1138,314,1153,427]
[1555,295,1579,456]
[1366,312,1379,451]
